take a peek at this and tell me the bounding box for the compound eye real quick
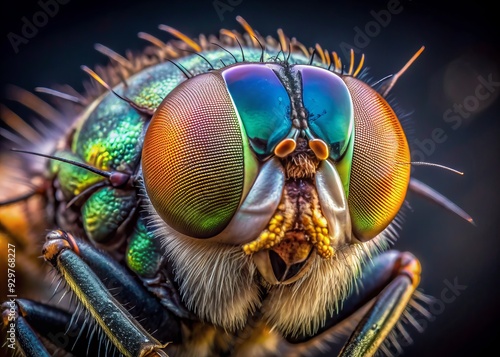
[298,65,354,161]
[222,64,291,157]
[343,76,410,241]
[142,72,257,238]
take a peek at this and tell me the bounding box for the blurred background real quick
[0,0,498,356]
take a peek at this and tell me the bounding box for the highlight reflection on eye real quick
[297,65,354,161]
[222,64,292,157]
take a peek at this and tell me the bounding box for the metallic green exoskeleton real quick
[0,16,473,357]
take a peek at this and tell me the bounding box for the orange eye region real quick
[142,72,246,238]
[343,76,410,241]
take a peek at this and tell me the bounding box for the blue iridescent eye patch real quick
[222,63,353,160]
[297,65,353,161]
[222,64,292,156]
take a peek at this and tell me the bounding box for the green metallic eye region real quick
[297,65,354,161]
[222,64,292,157]
[142,72,258,239]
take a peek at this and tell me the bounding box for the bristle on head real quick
[409,178,475,225]
[380,46,425,97]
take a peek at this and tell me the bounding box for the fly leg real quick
[1,298,102,357]
[2,299,50,357]
[280,250,422,357]
[38,229,181,357]
[338,250,421,357]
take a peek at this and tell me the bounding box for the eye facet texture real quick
[343,76,410,241]
[142,73,247,238]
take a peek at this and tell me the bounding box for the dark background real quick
[1,0,499,356]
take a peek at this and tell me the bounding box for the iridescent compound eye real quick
[142,72,258,238]
[297,65,354,161]
[342,76,411,241]
[222,64,291,157]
